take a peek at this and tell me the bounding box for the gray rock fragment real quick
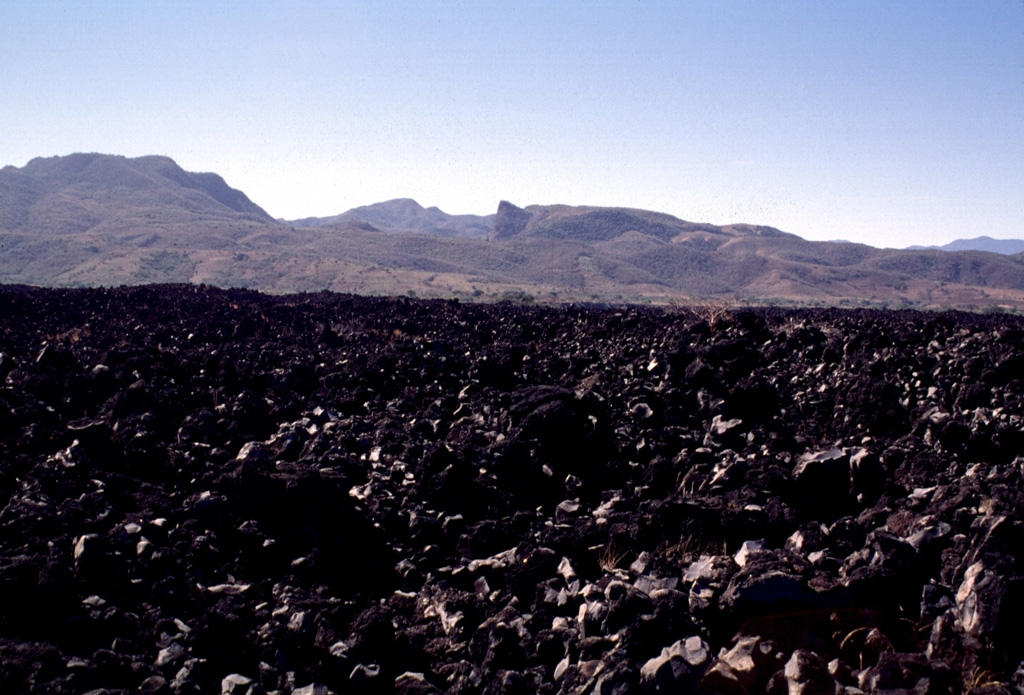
[734,539,765,568]
[293,684,336,695]
[702,636,783,694]
[639,636,710,692]
[394,671,443,694]
[783,650,833,695]
[221,673,254,695]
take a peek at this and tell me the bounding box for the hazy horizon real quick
[2,1,1022,249]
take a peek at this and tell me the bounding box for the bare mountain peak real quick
[352,198,426,214]
[294,198,494,239]
[0,153,276,244]
[12,153,273,221]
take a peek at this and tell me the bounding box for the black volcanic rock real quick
[2,285,1024,693]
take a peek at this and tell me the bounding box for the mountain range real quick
[2,153,1023,310]
[908,237,1024,255]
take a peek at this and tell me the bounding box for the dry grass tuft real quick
[963,667,1011,695]
[597,544,630,573]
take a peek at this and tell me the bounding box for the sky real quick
[1,1,1022,248]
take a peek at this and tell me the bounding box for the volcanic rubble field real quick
[2,285,1024,695]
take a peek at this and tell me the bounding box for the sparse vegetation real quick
[658,536,729,566]
[667,298,732,326]
[134,250,194,283]
[497,288,535,304]
[597,543,630,573]
[963,667,1011,695]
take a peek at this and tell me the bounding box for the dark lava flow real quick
[2,284,1024,694]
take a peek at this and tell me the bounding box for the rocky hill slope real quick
[2,285,1023,693]
[3,153,1024,310]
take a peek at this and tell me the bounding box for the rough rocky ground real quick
[2,284,1024,695]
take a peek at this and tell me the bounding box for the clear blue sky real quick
[2,1,1022,248]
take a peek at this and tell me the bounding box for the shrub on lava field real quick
[497,289,535,304]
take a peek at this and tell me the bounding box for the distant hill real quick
[3,153,1024,311]
[289,198,494,239]
[0,153,273,231]
[908,236,1024,255]
[0,153,291,286]
[492,200,782,243]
